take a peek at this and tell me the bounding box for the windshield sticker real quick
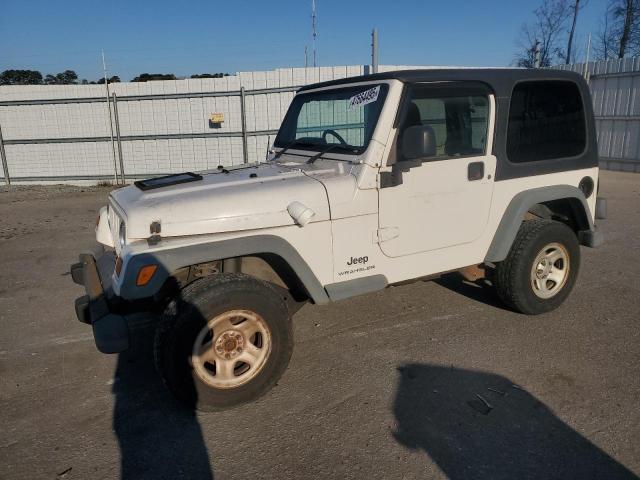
[347,85,380,110]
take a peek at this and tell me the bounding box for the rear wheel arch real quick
[486,185,592,263]
[535,197,591,232]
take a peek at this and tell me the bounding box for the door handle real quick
[468,161,484,181]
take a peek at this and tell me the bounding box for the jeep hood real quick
[109,162,336,240]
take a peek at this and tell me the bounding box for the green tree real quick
[43,70,79,85]
[58,70,78,84]
[0,69,43,85]
[190,73,229,79]
[131,73,176,82]
[97,76,121,84]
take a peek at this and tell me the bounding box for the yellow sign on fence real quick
[210,113,224,123]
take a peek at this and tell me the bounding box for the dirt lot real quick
[0,171,639,480]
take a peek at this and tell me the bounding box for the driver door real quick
[378,82,496,258]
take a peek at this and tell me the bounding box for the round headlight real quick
[119,221,126,249]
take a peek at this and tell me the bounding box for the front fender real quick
[116,235,329,304]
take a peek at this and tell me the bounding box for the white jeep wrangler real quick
[72,68,605,410]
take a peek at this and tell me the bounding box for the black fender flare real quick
[485,185,594,263]
[119,235,329,304]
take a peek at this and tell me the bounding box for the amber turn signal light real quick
[136,265,157,286]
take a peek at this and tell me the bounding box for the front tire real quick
[494,219,580,315]
[154,273,293,411]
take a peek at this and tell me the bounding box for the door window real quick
[398,83,490,161]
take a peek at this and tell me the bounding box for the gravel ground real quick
[0,171,638,479]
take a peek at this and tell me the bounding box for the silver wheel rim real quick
[530,242,570,299]
[191,309,272,389]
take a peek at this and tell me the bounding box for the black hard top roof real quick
[296,67,597,182]
[297,68,586,96]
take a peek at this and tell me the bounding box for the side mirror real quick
[401,125,437,160]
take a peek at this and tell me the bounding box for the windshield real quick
[274,84,389,155]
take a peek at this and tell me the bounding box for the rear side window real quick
[507,81,586,163]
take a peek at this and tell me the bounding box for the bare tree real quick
[514,0,571,68]
[595,7,616,58]
[595,0,640,58]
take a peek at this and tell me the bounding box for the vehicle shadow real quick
[393,364,637,479]
[112,314,214,480]
[434,272,508,311]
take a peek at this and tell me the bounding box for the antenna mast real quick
[102,49,119,184]
[311,0,317,67]
[371,28,379,73]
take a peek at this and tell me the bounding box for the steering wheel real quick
[322,129,348,146]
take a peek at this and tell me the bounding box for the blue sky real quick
[1,0,607,82]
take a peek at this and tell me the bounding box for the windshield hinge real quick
[375,227,399,243]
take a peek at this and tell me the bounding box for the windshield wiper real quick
[272,139,316,160]
[306,143,359,164]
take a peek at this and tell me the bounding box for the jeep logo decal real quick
[346,256,368,266]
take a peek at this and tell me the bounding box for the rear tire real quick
[154,273,293,411]
[494,219,580,315]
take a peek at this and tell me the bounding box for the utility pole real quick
[371,28,379,74]
[584,32,592,82]
[618,0,634,58]
[566,0,581,64]
[311,0,317,67]
[305,45,309,68]
[534,40,541,68]
[102,49,119,185]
